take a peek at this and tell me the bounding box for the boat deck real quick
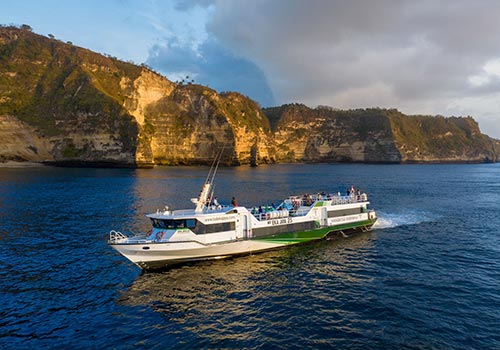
[148,193,369,221]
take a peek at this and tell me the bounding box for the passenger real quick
[231,197,238,207]
[213,197,222,209]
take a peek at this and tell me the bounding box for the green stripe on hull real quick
[254,219,376,245]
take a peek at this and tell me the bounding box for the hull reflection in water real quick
[118,233,375,346]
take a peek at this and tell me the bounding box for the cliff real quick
[0,26,273,166]
[0,26,498,166]
[265,105,499,163]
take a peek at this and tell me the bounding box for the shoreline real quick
[0,160,500,169]
[0,161,47,168]
[0,159,498,169]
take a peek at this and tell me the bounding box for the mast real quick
[194,146,225,212]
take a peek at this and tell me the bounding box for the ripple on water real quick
[1,164,500,349]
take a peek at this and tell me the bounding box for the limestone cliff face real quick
[0,115,52,162]
[0,26,274,166]
[124,82,274,165]
[0,26,141,166]
[267,105,401,163]
[0,26,498,166]
[265,105,498,163]
[388,111,499,162]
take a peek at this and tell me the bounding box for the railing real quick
[250,193,369,221]
[285,193,368,208]
[153,193,369,222]
[154,205,232,217]
[109,230,152,244]
[109,230,128,243]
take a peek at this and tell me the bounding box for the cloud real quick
[201,0,500,137]
[146,37,276,107]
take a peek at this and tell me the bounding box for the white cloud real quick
[468,58,500,88]
[201,0,500,138]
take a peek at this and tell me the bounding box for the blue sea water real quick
[0,163,499,349]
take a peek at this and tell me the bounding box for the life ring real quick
[155,231,165,241]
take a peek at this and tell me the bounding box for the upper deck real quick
[147,192,369,222]
[250,193,369,221]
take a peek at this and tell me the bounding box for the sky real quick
[1,0,499,138]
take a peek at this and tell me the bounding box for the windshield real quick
[151,218,196,229]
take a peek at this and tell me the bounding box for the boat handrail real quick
[109,230,128,243]
[250,193,369,221]
[285,193,368,207]
[156,205,232,218]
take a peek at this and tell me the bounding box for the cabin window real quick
[150,218,235,234]
[151,218,196,229]
[191,221,236,234]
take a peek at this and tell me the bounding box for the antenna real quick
[194,144,226,212]
[209,143,225,185]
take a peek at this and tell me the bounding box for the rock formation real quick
[0,26,498,166]
[266,105,499,163]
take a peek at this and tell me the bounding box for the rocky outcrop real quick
[265,105,498,163]
[0,115,52,162]
[0,26,275,166]
[388,111,498,163]
[0,26,498,166]
[267,105,401,163]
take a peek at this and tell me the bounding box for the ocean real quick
[0,163,499,349]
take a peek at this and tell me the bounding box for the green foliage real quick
[264,104,497,162]
[0,26,141,151]
[220,91,271,132]
[62,143,83,158]
[387,109,492,159]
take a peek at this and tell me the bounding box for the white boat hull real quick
[111,240,282,269]
[110,216,376,270]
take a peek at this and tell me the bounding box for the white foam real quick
[373,211,434,229]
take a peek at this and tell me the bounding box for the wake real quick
[372,210,435,229]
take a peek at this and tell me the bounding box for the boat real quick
[108,156,377,270]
